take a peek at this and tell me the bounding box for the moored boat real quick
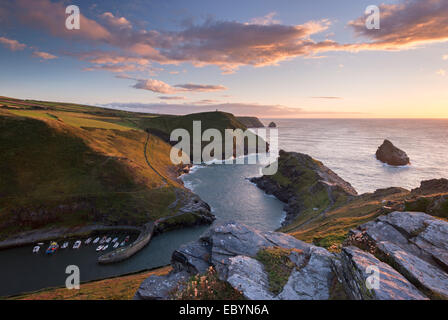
[46,242,59,254]
[32,246,40,253]
[73,240,81,249]
[85,238,92,245]
[113,242,119,248]
[61,242,69,249]
[106,237,112,243]
[96,245,104,252]
[112,237,118,243]
[102,244,109,251]
[99,236,107,244]
[93,237,100,244]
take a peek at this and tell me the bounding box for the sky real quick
[0,0,447,118]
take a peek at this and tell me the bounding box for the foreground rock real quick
[135,222,334,300]
[335,246,427,300]
[375,139,410,166]
[346,211,448,299]
[136,212,448,300]
[251,150,357,227]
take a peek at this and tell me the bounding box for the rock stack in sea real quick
[376,139,410,166]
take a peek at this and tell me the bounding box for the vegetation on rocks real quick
[173,267,244,300]
[255,247,298,294]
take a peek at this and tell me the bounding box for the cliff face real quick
[250,150,357,228]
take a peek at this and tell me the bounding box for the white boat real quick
[33,246,40,253]
[61,242,69,249]
[102,244,109,251]
[106,237,112,243]
[99,236,107,244]
[113,242,119,248]
[112,237,118,243]
[85,238,92,245]
[120,241,125,247]
[38,242,44,246]
[93,237,100,244]
[96,245,104,252]
[73,240,81,249]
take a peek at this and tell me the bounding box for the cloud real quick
[0,37,26,51]
[159,96,185,100]
[248,12,281,25]
[100,12,132,29]
[133,79,178,94]
[443,54,448,60]
[4,0,111,42]
[174,84,227,92]
[349,0,448,50]
[130,78,226,94]
[194,99,220,104]
[75,51,149,66]
[32,51,57,60]
[84,64,142,73]
[436,69,446,76]
[153,19,335,73]
[4,0,447,77]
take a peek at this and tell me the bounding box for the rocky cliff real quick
[135,211,448,300]
[250,150,358,228]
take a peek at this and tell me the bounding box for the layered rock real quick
[345,211,448,299]
[250,150,357,227]
[375,139,410,166]
[335,246,427,300]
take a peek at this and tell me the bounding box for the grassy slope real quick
[12,266,171,300]
[0,97,251,239]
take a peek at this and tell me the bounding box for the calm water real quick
[263,119,448,194]
[181,155,286,231]
[2,119,447,297]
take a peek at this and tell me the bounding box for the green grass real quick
[255,246,298,295]
[0,99,182,238]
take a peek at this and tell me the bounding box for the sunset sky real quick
[0,0,447,118]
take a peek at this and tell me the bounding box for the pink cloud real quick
[100,12,132,29]
[131,78,227,94]
[32,51,57,60]
[349,0,448,50]
[0,37,26,51]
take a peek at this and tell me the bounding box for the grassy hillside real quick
[12,266,171,300]
[0,96,252,239]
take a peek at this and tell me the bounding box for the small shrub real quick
[173,267,244,300]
